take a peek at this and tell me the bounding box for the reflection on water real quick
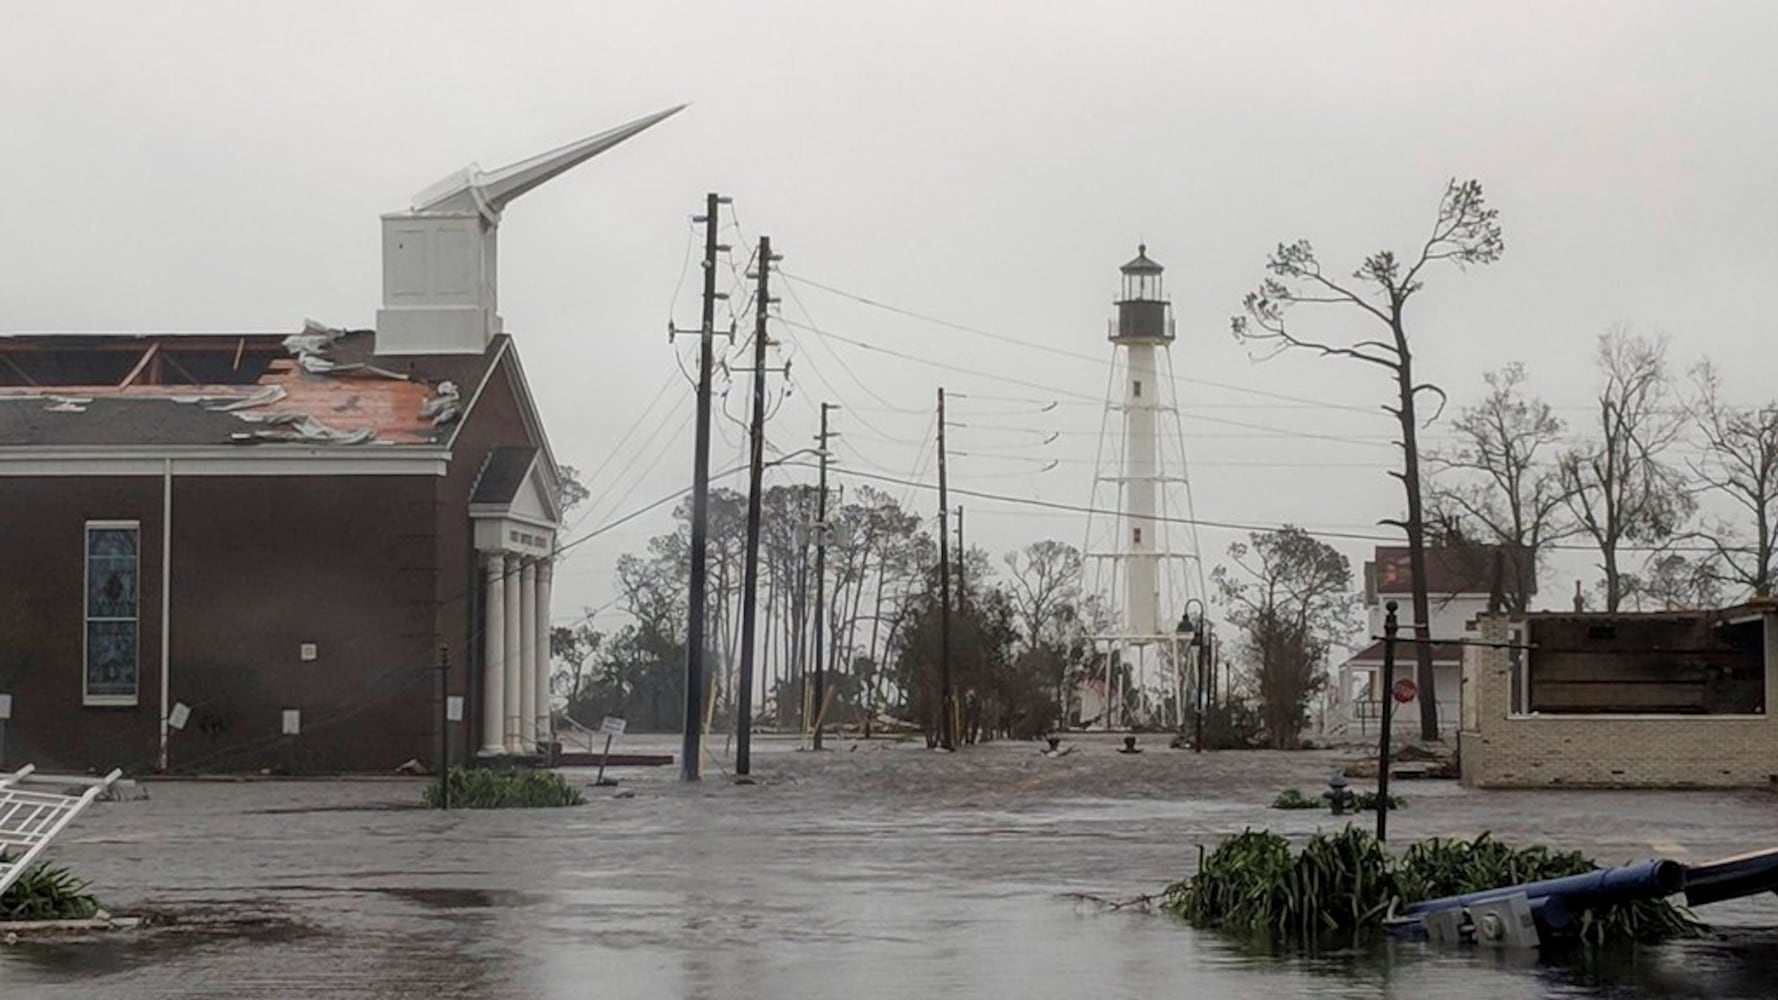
[0,736,1772,999]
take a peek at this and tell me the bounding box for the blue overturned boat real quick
[1392,846,1778,948]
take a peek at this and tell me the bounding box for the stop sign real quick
[1392,677,1418,704]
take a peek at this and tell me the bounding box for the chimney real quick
[1573,580,1585,612]
[374,105,686,356]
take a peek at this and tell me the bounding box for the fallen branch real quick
[1064,892,1157,912]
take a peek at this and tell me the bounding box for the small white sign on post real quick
[446,696,465,722]
[599,716,627,736]
[168,702,191,730]
[0,694,11,720]
[281,709,301,735]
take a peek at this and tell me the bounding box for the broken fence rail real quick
[0,764,122,897]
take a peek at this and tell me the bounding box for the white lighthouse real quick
[1082,246,1203,728]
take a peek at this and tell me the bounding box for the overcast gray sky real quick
[5,1,1776,634]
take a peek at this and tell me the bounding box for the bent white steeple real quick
[376,105,687,356]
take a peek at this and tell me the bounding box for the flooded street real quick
[3,735,1775,999]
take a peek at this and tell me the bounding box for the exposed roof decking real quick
[0,329,502,449]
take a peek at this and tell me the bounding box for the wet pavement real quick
[2,733,1775,998]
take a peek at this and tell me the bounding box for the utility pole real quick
[794,486,810,727]
[953,504,967,746]
[735,235,781,777]
[936,387,955,751]
[1376,601,1399,842]
[811,403,837,750]
[955,506,966,613]
[673,191,730,782]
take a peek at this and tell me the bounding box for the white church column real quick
[503,554,523,752]
[519,558,538,751]
[534,558,554,748]
[480,554,506,755]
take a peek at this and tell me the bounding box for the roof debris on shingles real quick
[0,324,498,448]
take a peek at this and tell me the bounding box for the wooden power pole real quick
[936,387,955,751]
[675,191,728,782]
[811,403,836,750]
[735,234,780,777]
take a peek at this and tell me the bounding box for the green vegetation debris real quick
[0,860,102,922]
[1354,791,1404,811]
[1270,788,1323,810]
[1161,828,1702,947]
[423,768,586,809]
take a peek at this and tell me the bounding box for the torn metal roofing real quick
[0,324,500,448]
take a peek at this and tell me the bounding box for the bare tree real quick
[1623,553,1723,612]
[1003,541,1083,650]
[1427,363,1571,611]
[1687,359,1778,598]
[1232,179,1503,740]
[1560,329,1694,611]
[1004,540,1084,712]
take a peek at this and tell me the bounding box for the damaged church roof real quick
[0,322,497,448]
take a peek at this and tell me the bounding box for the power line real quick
[782,270,1378,414]
[792,461,1401,542]
[775,315,1400,450]
[583,403,696,530]
[771,461,1755,555]
[782,277,910,414]
[566,368,683,534]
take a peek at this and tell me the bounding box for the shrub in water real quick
[1270,788,1323,810]
[0,861,101,922]
[422,768,586,809]
[1162,828,1702,947]
[1353,791,1405,811]
[1164,827,1400,938]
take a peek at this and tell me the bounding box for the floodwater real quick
[2,734,1775,999]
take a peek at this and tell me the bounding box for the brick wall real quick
[0,473,439,774]
[1460,615,1778,788]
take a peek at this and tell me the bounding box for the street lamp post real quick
[1196,621,1213,753]
[1177,599,1205,749]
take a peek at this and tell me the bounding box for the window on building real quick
[1132,527,1142,545]
[84,522,140,705]
[1132,380,1142,398]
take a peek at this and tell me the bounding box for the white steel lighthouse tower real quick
[1082,246,1203,728]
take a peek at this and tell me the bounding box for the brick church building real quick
[0,107,682,773]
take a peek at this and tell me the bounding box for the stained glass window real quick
[85,524,139,703]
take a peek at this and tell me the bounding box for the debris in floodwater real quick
[1161,828,1705,948]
